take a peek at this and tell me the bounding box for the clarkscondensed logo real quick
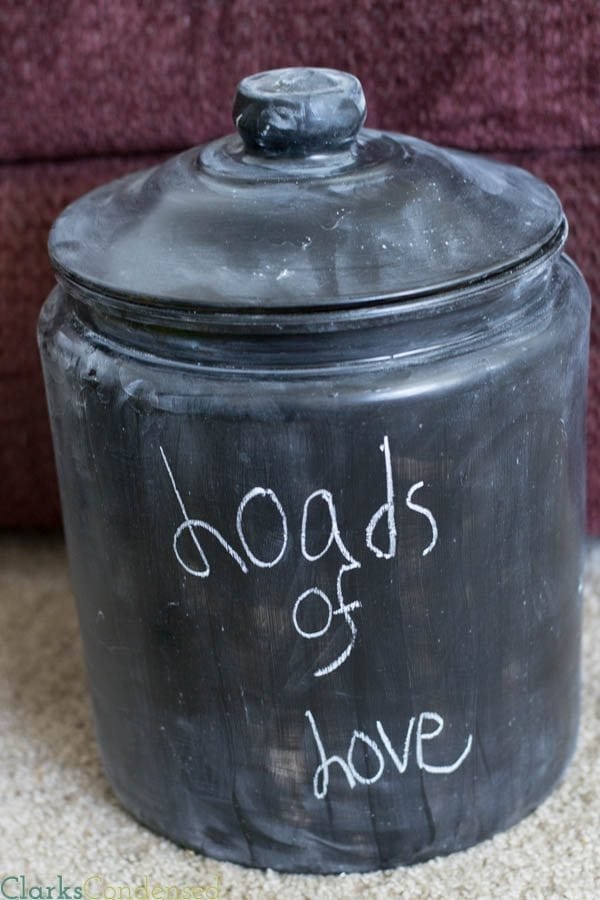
[0,878,82,900]
[0,877,220,900]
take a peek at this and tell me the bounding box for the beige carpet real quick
[1,534,598,899]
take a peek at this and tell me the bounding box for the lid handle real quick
[233,67,366,158]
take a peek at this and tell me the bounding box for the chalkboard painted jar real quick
[38,68,590,873]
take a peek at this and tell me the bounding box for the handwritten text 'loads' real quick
[160,436,438,677]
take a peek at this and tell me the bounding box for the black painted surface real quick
[232,68,366,156]
[38,256,589,873]
[49,67,563,310]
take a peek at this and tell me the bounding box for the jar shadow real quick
[0,533,116,807]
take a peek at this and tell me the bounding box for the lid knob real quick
[233,67,366,158]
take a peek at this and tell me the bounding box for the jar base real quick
[103,746,577,875]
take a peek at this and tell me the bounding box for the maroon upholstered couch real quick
[2,0,599,530]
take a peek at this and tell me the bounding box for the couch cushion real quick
[1,0,599,529]
[1,0,599,162]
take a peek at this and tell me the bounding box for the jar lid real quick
[49,67,565,312]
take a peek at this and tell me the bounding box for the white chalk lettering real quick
[301,489,350,563]
[161,437,440,681]
[161,436,437,584]
[299,488,362,678]
[236,486,288,568]
[406,481,438,556]
[305,709,356,799]
[293,588,333,639]
[314,561,361,678]
[160,447,249,577]
[365,435,397,559]
[416,712,473,774]
[306,708,472,799]
[376,717,415,774]
[160,439,472,810]
[347,730,386,785]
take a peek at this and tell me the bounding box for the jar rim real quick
[55,220,566,336]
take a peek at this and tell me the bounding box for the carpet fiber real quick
[1,534,598,898]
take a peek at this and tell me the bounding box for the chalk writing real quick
[298,489,362,677]
[236,487,288,568]
[406,481,438,556]
[293,588,332,639]
[305,709,473,799]
[159,436,471,806]
[160,446,248,577]
[161,435,438,677]
[365,435,397,559]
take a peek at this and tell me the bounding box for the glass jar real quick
[38,68,590,874]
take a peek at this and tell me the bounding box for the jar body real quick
[38,258,589,873]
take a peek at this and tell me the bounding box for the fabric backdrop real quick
[1,0,599,529]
